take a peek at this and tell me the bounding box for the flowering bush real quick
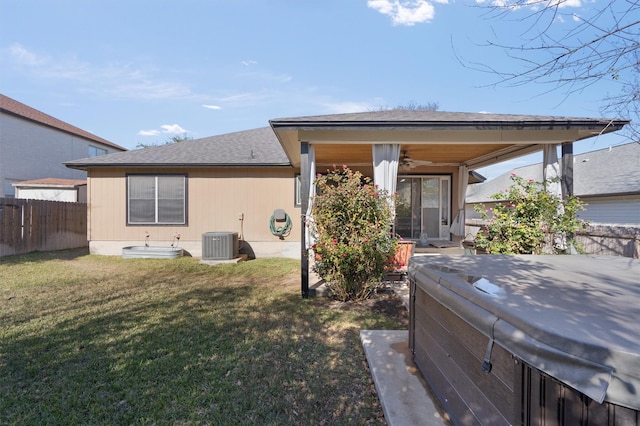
[311,166,398,301]
[474,174,588,254]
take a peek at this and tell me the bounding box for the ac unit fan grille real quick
[202,232,239,260]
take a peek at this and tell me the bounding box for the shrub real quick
[311,166,398,301]
[474,174,588,254]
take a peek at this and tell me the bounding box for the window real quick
[395,175,452,240]
[294,174,302,207]
[127,175,186,225]
[89,146,107,157]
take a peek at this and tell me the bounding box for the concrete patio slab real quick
[360,330,450,426]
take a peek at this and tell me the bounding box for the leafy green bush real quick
[474,174,588,254]
[311,166,398,301]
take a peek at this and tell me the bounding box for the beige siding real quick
[87,165,464,256]
[87,168,301,252]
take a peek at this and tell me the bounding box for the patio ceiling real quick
[270,111,629,170]
[312,142,536,168]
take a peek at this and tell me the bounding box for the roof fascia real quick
[65,163,293,170]
[270,119,629,132]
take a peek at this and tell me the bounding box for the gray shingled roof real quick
[271,110,628,130]
[466,142,640,202]
[66,127,290,169]
[1,94,126,151]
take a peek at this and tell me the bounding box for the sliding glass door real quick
[395,176,451,240]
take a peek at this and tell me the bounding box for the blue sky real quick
[0,0,631,179]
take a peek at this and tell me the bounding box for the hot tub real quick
[122,246,183,259]
[408,255,640,425]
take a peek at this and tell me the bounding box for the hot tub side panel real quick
[411,280,517,425]
[517,363,640,425]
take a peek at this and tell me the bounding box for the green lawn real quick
[0,249,403,425]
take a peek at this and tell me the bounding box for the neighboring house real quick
[65,111,627,271]
[0,94,126,197]
[466,142,640,225]
[12,178,87,202]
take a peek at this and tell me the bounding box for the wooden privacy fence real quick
[465,219,640,259]
[575,224,640,259]
[0,198,87,257]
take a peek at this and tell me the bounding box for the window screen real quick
[128,175,186,225]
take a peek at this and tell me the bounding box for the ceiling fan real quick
[399,150,433,169]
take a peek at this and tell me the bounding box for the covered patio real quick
[270,110,628,298]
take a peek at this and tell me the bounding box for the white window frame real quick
[127,174,187,225]
[395,175,452,240]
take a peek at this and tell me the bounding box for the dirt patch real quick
[312,290,409,328]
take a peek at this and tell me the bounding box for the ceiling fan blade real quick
[410,159,433,165]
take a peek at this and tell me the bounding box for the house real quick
[12,178,87,202]
[66,127,299,258]
[65,110,628,294]
[465,142,640,258]
[0,94,126,197]
[466,142,640,225]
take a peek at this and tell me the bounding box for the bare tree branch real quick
[465,0,640,138]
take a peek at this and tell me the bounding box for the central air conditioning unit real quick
[202,232,239,260]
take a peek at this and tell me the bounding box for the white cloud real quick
[557,0,581,7]
[478,0,581,8]
[322,101,376,113]
[203,104,222,110]
[138,129,161,136]
[6,44,192,100]
[138,124,188,137]
[104,79,191,100]
[160,124,187,134]
[9,43,47,66]
[367,0,440,26]
[241,60,257,66]
[213,91,274,107]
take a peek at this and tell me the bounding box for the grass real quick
[0,249,404,425]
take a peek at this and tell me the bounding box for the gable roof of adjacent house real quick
[466,142,640,202]
[65,126,290,169]
[0,94,126,151]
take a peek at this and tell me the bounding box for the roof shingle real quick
[466,142,640,201]
[271,110,628,128]
[65,126,290,168]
